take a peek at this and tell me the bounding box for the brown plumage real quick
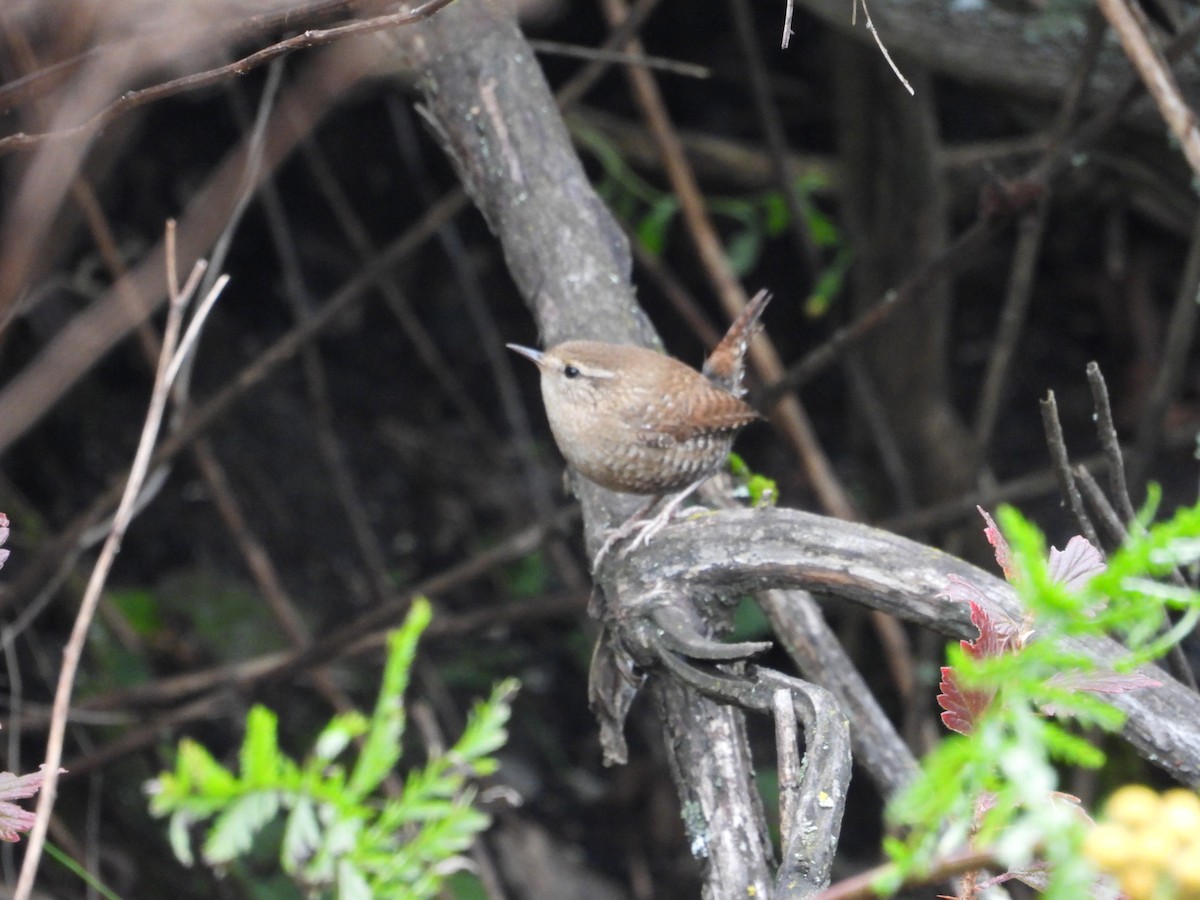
[508,290,770,496]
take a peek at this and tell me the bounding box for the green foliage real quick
[884,502,1200,897]
[502,550,550,599]
[728,452,778,507]
[148,598,519,899]
[571,121,847,294]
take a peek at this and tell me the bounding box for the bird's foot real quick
[591,482,711,572]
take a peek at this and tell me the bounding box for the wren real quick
[508,290,770,562]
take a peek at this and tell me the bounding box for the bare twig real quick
[1096,0,1200,178]
[1039,390,1101,550]
[846,352,917,512]
[13,252,225,900]
[759,589,919,798]
[853,0,914,95]
[599,0,858,521]
[1074,464,1198,690]
[528,39,710,79]
[1086,362,1137,524]
[0,38,390,450]
[973,196,1049,453]
[815,846,999,899]
[0,1,380,113]
[0,0,457,159]
[729,0,818,278]
[881,422,1200,535]
[1130,208,1200,491]
[0,190,467,621]
[553,0,668,112]
[1074,465,1130,549]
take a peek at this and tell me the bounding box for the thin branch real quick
[1086,362,1137,524]
[13,258,225,900]
[0,191,467,621]
[1039,390,1101,549]
[1073,465,1130,549]
[528,39,710,79]
[854,0,914,95]
[1096,0,1200,178]
[599,0,858,521]
[1130,207,1200,490]
[0,0,458,158]
[0,0,379,113]
[729,0,818,278]
[973,196,1049,454]
[816,846,999,899]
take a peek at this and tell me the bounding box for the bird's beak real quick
[506,344,544,366]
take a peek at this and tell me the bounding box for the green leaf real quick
[503,551,549,599]
[178,739,238,799]
[635,196,678,256]
[109,588,162,635]
[337,859,372,900]
[168,812,195,866]
[805,206,841,246]
[314,711,368,763]
[203,791,281,865]
[281,797,321,875]
[804,248,851,318]
[725,228,762,276]
[452,679,519,765]
[348,599,432,799]
[241,706,281,787]
[763,192,789,234]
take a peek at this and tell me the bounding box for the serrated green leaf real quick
[178,739,238,797]
[337,859,372,900]
[203,791,281,865]
[314,711,368,763]
[281,797,321,875]
[168,812,194,867]
[348,600,431,799]
[240,706,280,786]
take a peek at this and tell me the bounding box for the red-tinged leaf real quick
[0,765,63,842]
[0,805,34,843]
[937,665,993,734]
[1047,535,1105,590]
[977,506,1015,581]
[963,601,1019,659]
[0,512,8,571]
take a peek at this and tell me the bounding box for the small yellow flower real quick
[1105,784,1161,829]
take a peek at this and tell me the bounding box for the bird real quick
[508,289,771,568]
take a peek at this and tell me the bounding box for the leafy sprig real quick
[148,598,518,899]
[883,502,1200,897]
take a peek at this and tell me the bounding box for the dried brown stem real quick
[1039,390,1101,550]
[0,0,456,158]
[599,0,857,521]
[1096,0,1200,178]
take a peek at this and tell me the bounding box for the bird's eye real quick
[563,365,580,379]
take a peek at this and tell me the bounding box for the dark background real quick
[0,0,1196,896]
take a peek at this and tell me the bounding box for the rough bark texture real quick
[612,507,1200,786]
[394,3,777,894]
